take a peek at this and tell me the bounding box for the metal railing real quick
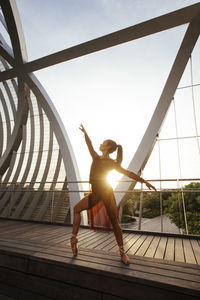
[0,178,199,235]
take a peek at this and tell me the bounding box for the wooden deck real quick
[0,219,199,299]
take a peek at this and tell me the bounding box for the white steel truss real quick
[0,0,199,222]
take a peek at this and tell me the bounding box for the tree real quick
[122,191,171,220]
[121,194,138,223]
[164,182,200,235]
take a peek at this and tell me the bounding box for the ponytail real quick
[116,144,123,164]
[105,139,123,164]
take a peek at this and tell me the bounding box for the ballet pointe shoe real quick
[71,235,78,257]
[119,246,130,265]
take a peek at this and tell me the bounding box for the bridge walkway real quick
[0,219,199,299]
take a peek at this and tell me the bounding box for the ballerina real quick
[71,124,156,264]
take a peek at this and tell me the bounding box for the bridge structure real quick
[0,1,200,299]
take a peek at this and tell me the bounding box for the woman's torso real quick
[89,156,115,192]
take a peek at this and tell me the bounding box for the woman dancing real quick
[71,124,156,264]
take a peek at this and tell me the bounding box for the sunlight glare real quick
[107,170,121,189]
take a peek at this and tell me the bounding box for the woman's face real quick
[99,141,110,152]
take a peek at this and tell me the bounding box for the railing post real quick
[160,191,163,233]
[119,205,123,222]
[158,137,163,233]
[51,182,55,223]
[138,182,143,230]
[8,183,14,218]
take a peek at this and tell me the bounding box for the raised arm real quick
[79,124,98,159]
[114,163,157,191]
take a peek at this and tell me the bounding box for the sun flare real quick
[107,170,121,189]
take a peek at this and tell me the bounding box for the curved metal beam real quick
[0,0,85,224]
[0,125,27,217]
[23,124,54,220]
[4,97,35,217]
[0,0,27,62]
[25,73,85,223]
[0,151,17,212]
[0,112,3,156]
[0,87,11,145]
[0,79,29,176]
[36,148,62,221]
[12,99,44,218]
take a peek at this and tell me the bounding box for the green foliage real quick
[164,182,200,235]
[122,198,136,216]
[121,214,136,223]
[121,183,200,234]
[142,193,160,218]
[122,191,171,220]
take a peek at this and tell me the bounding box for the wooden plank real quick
[2,237,200,277]
[36,227,72,243]
[1,224,48,237]
[127,235,147,255]
[111,233,134,252]
[29,249,200,291]
[154,237,167,259]
[49,231,74,245]
[102,233,131,252]
[80,231,110,248]
[175,238,185,263]
[164,238,175,261]
[59,228,94,246]
[145,236,160,258]
[135,235,154,257]
[183,239,197,264]
[0,220,200,267]
[0,220,23,231]
[0,220,22,227]
[104,233,131,252]
[51,243,200,273]
[26,225,66,238]
[0,241,47,255]
[47,229,87,246]
[17,224,59,239]
[124,234,141,251]
[2,238,199,290]
[1,235,200,294]
[190,240,200,264]
[11,224,44,237]
[0,222,42,236]
[78,230,101,247]
[95,234,117,251]
[0,237,51,251]
[86,232,113,249]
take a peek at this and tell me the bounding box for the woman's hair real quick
[105,140,123,164]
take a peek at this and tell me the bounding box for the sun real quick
[107,170,121,189]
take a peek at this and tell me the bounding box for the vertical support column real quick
[138,182,143,231]
[51,182,55,223]
[158,138,163,233]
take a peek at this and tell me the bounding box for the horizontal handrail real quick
[0,189,199,193]
[1,178,200,185]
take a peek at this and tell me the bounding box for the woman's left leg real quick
[103,191,130,264]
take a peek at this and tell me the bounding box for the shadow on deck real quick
[0,219,199,300]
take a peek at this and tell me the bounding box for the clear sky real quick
[16,0,200,189]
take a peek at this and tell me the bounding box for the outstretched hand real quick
[79,123,86,134]
[145,181,157,192]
